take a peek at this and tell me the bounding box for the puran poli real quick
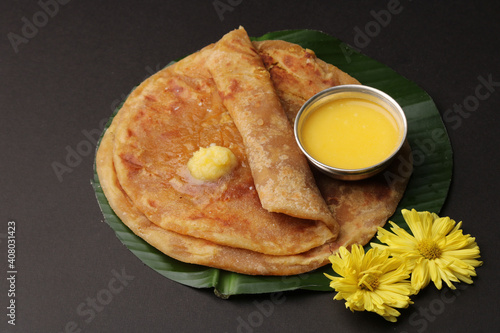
[112,43,336,257]
[97,122,411,276]
[96,113,337,276]
[207,27,339,235]
[95,27,412,276]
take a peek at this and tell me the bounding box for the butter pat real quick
[188,146,238,181]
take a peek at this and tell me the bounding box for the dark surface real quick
[1,1,499,332]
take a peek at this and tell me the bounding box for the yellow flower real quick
[325,244,413,322]
[372,209,482,292]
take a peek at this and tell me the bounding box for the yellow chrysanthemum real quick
[324,244,414,322]
[372,209,482,292]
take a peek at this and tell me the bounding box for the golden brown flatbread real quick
[207,27,339,235]
[97,121,410,276]
[96,112,337,276]
[111,43,336,257]
[95,27,412,276]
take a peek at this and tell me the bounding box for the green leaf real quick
[92,29,452,296]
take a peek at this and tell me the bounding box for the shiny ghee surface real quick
[300,98,400,170]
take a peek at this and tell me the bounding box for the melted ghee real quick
[300,98,400,169]
[187,145,238,181]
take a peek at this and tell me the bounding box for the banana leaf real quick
[92,29,453,297]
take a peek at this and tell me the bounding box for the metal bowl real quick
[294,85,407,180]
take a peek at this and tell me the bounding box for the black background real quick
[1,1,499,332]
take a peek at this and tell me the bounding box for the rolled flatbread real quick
[207,27,339,236]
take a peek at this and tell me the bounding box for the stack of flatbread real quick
[96,27,412,276]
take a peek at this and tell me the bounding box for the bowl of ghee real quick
[294,85,407,180]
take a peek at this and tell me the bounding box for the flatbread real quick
[95,27,412,276]
[96,112,337,276]
[112,43,336,257]
[207,27,339,235]
[97,122,410,276]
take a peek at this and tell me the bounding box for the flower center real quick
[358,273,379,291]
[417,240,442,260]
